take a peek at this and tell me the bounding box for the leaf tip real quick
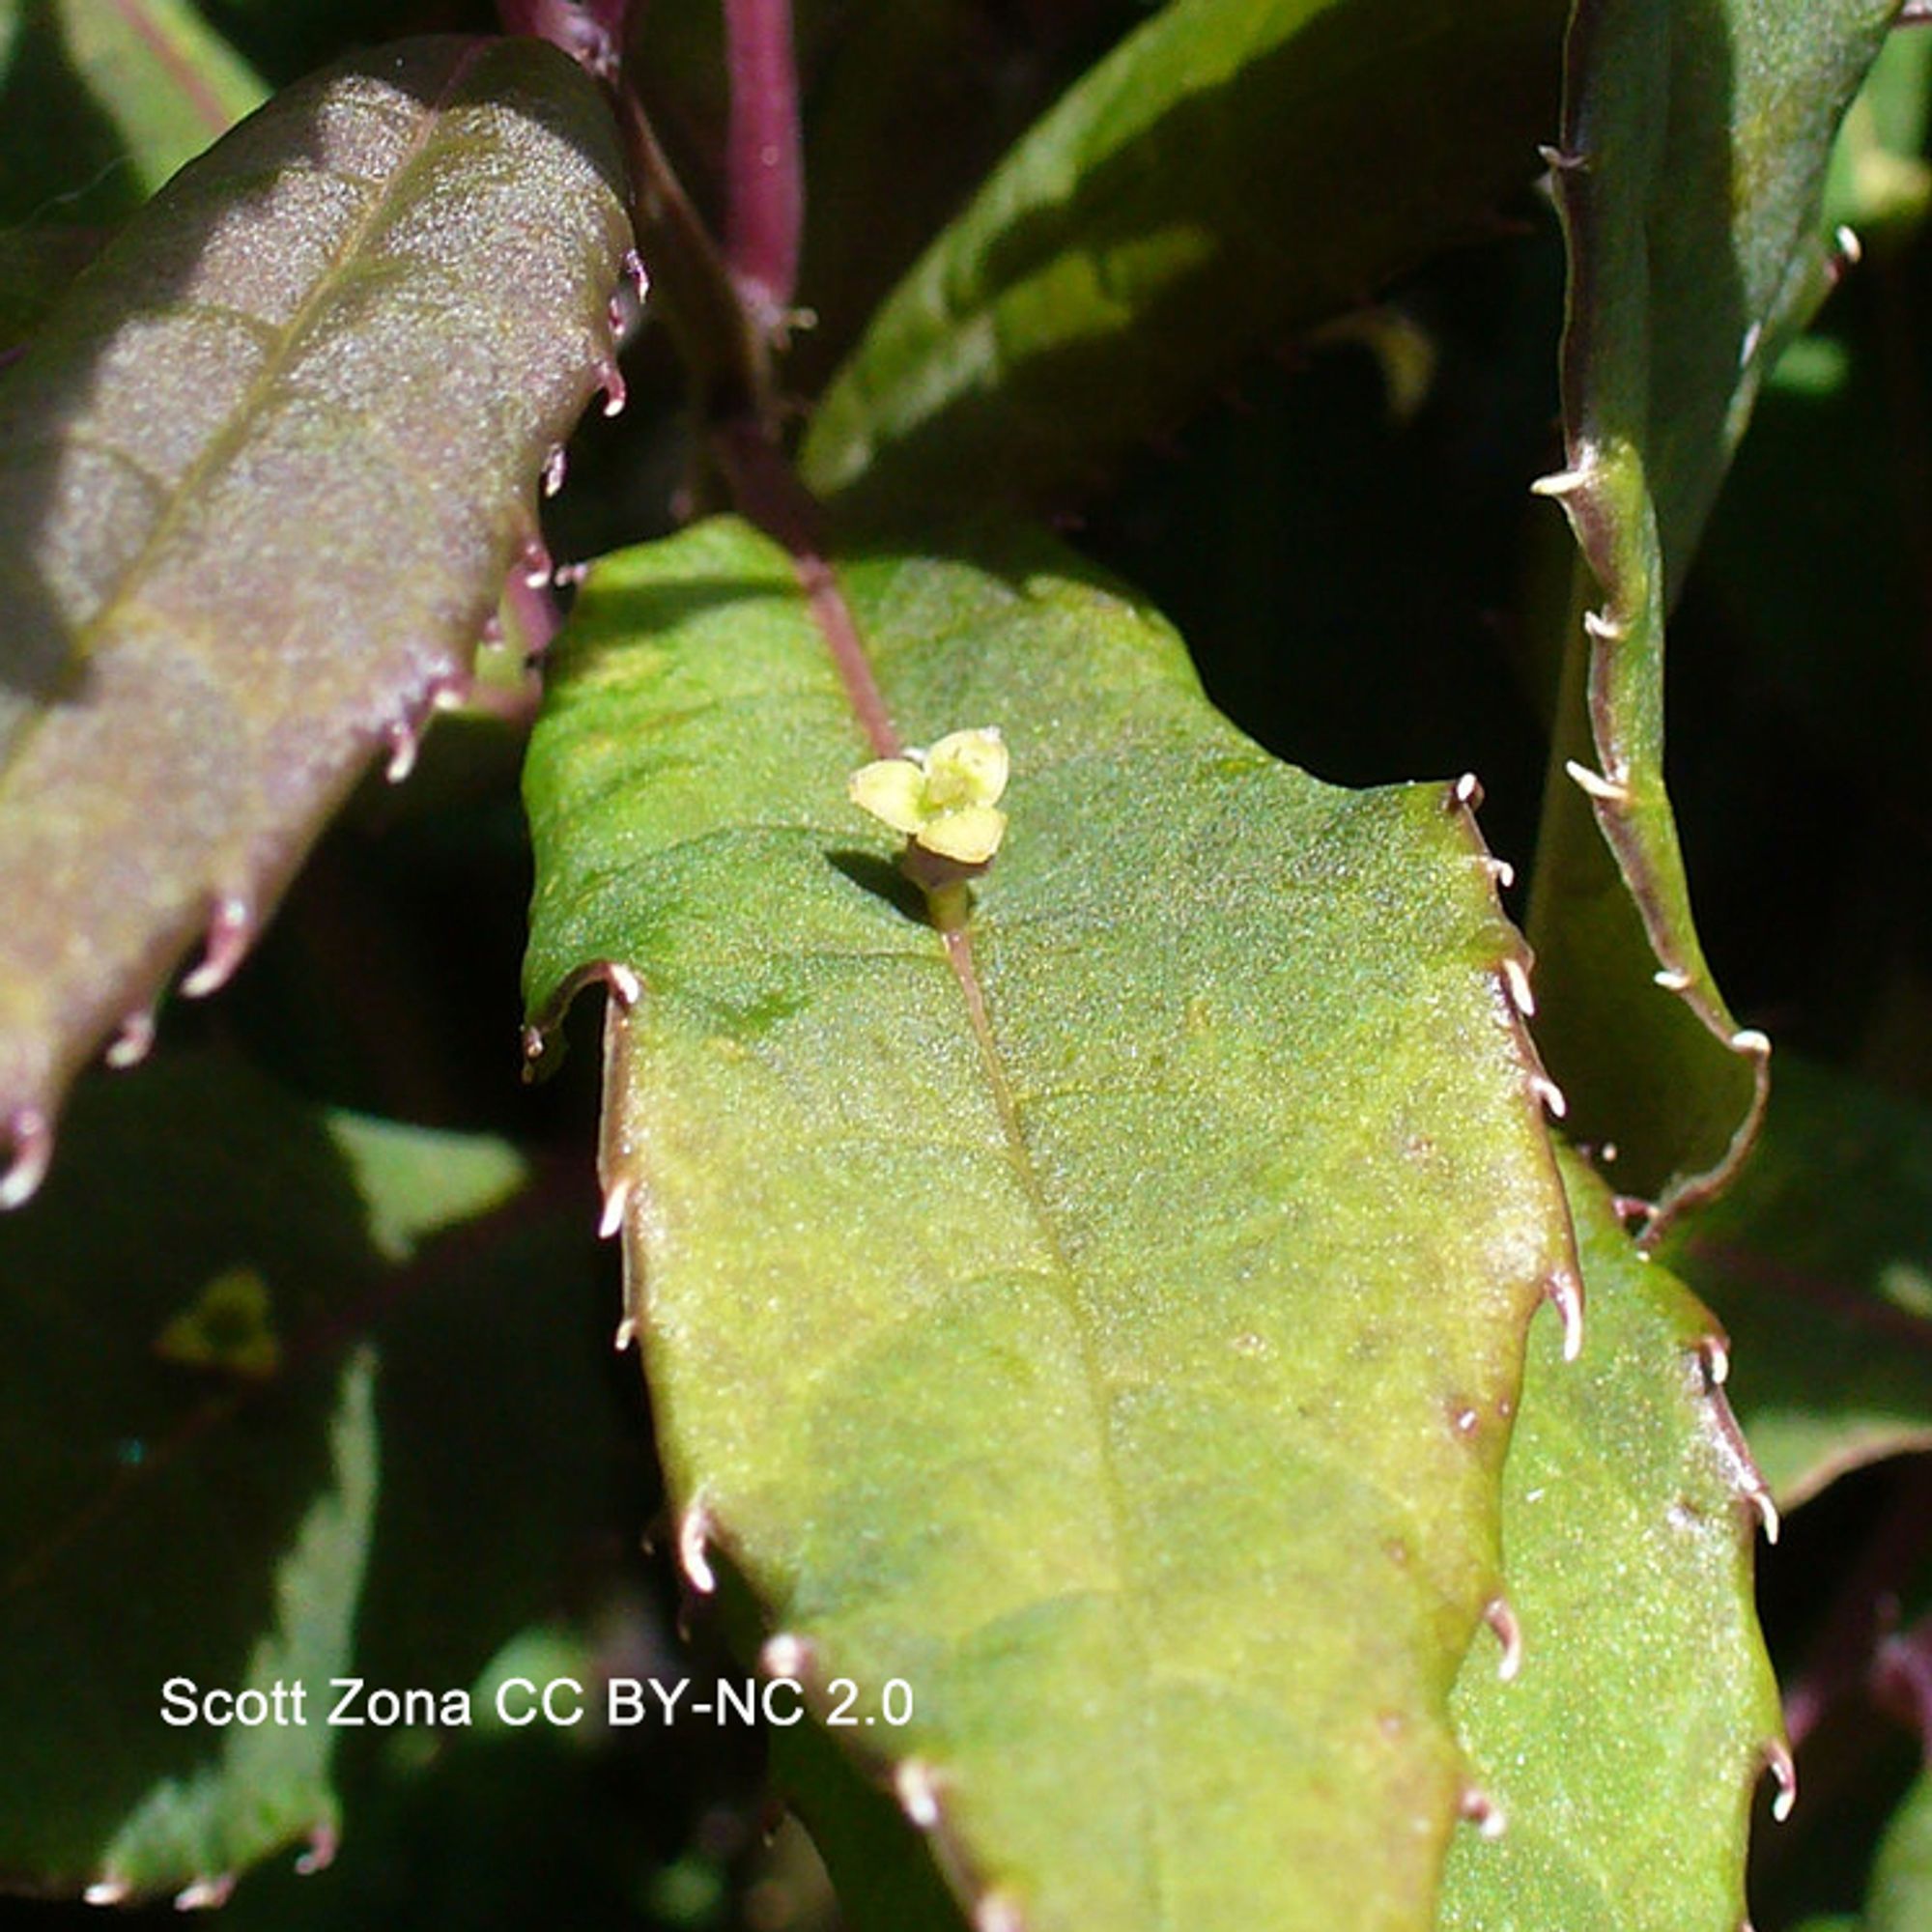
[1763,1737,1798,1822]
[82,1880,128,1907]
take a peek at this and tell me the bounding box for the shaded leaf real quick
[1525,0,1893,1221]
[1441,1148,1780,1932]
[525,516,1578,1931]
[798,0,1565,521]
[1864,1771,1932,1931]
[1824,25,1932,239]
[0,223,102,347]
[0,35,633,1208]
[0,0,266,227]
[0,1049,630,1902]
[1662,1057,1932,1510]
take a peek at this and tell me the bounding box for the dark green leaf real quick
[1441,1149,1781,1931]
[1525,0,1893,1220]
[1662,1057,1932,1509]
[525,515,1578,1931]
[0,0,266,227]
[799,0,1565,521]
[0,36,632,1209]
[0,1049,629,1904]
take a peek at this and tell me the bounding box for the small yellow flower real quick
[848,726,1009,866]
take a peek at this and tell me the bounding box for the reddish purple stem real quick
[722,0,803,327]
[497,0,629,76]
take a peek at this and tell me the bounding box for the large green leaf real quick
[798,0,1565,521]
[1662,1057,1932,1509]
[0,0,266,226]
[1525,0,1894,1222]
[0,1050,628,1904]
[1858,1770,1932,1932]
[1440,1149,1780,1932]
[524,516,1579,1932]
[0,35,632,1209]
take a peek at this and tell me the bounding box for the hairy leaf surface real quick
[524,516,1578,1932]
[1662,1057,1932,1508]
[1441,1151,1780,1932]
[1526,0,1893,1222]
[799,0,1565,521]
[0,1051,626,1903]
[0,35,631,1207]
[0,0,266,226]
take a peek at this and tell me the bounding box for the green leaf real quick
[799,0,1566,521]
[1661,1057,1932,1510]
[524,516,1580,1932]
[1824,25,1932,239]
[1441,1148,1781,1932]
[1525,0,1893,1221]
[0,1049,626,1903]
[0,223,101,346]
[0,0,267,227]
[1864,1771,1932,1932]
[0,35,633,1209]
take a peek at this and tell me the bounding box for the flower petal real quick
[848,757,930,836]
[917,805,1008,865]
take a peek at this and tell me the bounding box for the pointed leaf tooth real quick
[295,1825,337,1877]
[895,1759,945,1832]
[0,1107,52,1211]
[1483,1596,1523,1682]
[384,718,420,785]
[1763,1739,1798,1821]
[676,1497,718,1597]
[598,1175,631,1240]
[1459,1785,1507,1839]
[179,897,254,1000]
[1545,1267,1585,1362]
[104,1010,156,1071]
[759,1633,816,1682]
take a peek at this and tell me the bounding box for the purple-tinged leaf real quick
[0,35,632,1206]
[1524,0,1893,1228]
